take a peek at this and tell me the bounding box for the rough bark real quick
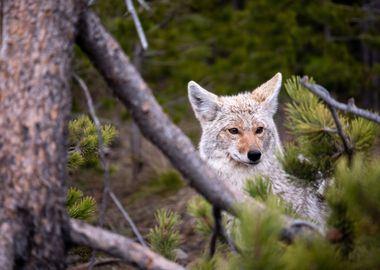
[0,0,81,268]
[69,219,185,270]
[76,10,239,215]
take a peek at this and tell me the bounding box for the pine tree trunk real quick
[0,0,80,268]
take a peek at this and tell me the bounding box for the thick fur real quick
[188,73,326,225]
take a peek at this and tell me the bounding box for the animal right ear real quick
[188,81,219,122]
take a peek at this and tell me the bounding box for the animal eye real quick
[228,128,239,134]
[256,127,264,134]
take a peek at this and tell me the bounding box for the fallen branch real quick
[69,219,185,270]
[300,77,380,124]
[76,10,323,242]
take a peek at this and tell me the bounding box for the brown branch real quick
[76,9,323,242]
[300,77,380,124]
[300,77,357,161]
[69,219,185,270]
[327,104,353,162]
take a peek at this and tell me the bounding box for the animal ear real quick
[188,81,219,122]
[252,72,282,115]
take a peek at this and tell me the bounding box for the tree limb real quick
[69,219,185,270]
[300,77,380,124]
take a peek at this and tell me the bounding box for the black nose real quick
[247,150,261,162]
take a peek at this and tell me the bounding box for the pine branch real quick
[69,219,184,270]
[300,77,380,125]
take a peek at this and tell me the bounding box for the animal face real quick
[188,73,282,166]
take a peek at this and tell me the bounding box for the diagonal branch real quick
[76,9,323,243]
[300,77,380,124]
[69,219,185,270]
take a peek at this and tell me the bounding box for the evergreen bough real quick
[148,208,182,261]
[68,115,116,171]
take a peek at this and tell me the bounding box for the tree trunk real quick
[0,0,80,268]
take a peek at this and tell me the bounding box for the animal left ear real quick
[252,72,282,115]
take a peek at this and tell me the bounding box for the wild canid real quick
[188,73,326,225]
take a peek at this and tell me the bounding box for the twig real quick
[209,207,221,257]
[300,76,380,124]
[300,77,354,161]
[109,191,147,247]
[124,0,148,50]
[136,0,150,11]
[327,104,353,162]
[68,258,121,270]
[209,207,238,257]
[73,74,111,269]
[73,74,147,256]
[69,219,185,270]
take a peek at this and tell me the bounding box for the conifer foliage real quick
[148,208,182,261]
[66,115,116,221]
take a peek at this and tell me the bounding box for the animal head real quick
[188,73,283,166]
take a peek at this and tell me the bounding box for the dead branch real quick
[76,10,323,243]
[124,0,148,49]
[300,77,380,124]
[109,191,147,247]
[69,219,185,270]
[74,74,147,248]
[68,258,121,270]
[327,104,353,161]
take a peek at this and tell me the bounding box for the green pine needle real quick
[148,208,182,261]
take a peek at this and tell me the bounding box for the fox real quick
[188,73,326,226]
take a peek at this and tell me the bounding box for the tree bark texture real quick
[0,0,81,268]
[76,10,239,215]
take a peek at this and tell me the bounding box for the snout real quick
[247,149,261,163]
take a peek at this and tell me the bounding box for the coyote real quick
[188,73,326,225]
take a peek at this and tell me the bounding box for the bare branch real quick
[109,191,147,247]
[327,104,353,161]
[209,207,238,257]
[136,0,150,11]
[124,0,148,50]
[68,258,121,270]
[74,74,147,248]
[76,10,323,242]
[69,219,185,270]
[300,77,380,124]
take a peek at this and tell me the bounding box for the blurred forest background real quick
[69,0,380,266]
